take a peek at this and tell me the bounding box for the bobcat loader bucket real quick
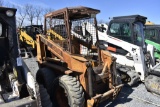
[145,63,160,95]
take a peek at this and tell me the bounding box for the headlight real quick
[6,10,14,17]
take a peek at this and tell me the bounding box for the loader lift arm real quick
[19,25,43,49]
[37,34,107,73]
[19,29,36,48]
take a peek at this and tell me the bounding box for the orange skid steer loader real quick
[36,6,123,107]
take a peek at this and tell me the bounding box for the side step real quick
[0,97,37,107]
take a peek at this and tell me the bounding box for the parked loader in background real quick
[47,25,65,40]
[84,15,147,86]
[0,6,39,107]
[95,15,160,95]
[145,25,160,64]
[19,25,43,50]
[36,6,123,107]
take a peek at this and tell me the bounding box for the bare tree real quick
[25,4,35,25]
[0,0,3,6]
[43,8,54,29]
[17,6,27,28]
[35,7,43,25]
[44,8,54,15]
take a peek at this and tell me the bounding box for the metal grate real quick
[71,18,97,55]
[46,14,68,50]
[47,14,97,56]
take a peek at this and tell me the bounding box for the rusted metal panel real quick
[37,34,87,73]
[71,55,88,62]
[70,57,87,72]
[45,6,100,19]
[36,34,46,63]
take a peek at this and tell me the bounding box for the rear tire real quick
[36,68,56,95]
[39,84,52,107]
[51,75,85,107]
[36,68,56,107]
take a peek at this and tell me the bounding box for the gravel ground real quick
[2,57,160,107]
[22,57,160,107]
[99,83,160,107]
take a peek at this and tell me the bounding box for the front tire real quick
[51,75,85,107]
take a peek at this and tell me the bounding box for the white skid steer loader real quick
[83,15,160,95]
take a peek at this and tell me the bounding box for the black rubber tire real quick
[52,75,85,107]
[39,84,52,107]
[36,68,57,107]
[145,75,160,95]
[36,68,56,95]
